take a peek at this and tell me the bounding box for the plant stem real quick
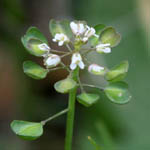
[66,44,72,52]
[51,49,67,54]
[65,68,79,150]
[41,108,68,125]
[82,84,104,91]
[60,62,71,73]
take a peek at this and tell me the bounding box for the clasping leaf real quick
[100,27,121,47]
[105,61,129,82]
[54,78,77,94]
[77,93,100,107]
[21,27,49,56]
[23,61,48,80]
[104,81,131,104]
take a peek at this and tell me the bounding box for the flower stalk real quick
[65,67,79,150]
[41,108,68,125]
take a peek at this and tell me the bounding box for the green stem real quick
[66,44,72,52]
[41,108,68,125]
[65,68,79,150]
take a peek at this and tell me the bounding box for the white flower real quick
[70,22,86,36]
[44,54,61,68]
[70,22,99,43]
[37,43,50,57]
[52,33,69,46]
[70,53,85,70]
[38,43,50,51]
[83,25,98,42]
[96,43,111,53]
[88,64,105,75]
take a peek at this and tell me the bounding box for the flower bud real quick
[96,43,111,54]
[88,64,105,75]
[70,21,86,36]
[28,39,50,56]
[44,54,61,68]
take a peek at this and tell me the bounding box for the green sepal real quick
[77,93,100,107]
[49,19,72,38]
[21,27,48,57]
[104,81,131,104]
[54,78,77,94]
[23,61,48,80]
[11,120,43,140]
[100,27,121,47]
[105,61,129,82]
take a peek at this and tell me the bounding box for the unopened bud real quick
[44,54,61,68]
[88,64,105,75]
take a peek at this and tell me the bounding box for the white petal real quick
[88,64,105,75]
[52,38,57,42]
[58,41,64,46]
[79,23,85,34]
[78,61,85,69]
[84,26,96,38]
[94,34,99,38]
[45,54,61,67]
[70,22,78,34]
[70,63,77,70]
[82,37,88,42]
[38,43,50,51]
[103,47,111,53]
[55,33,62,40]
[72,53,82,63]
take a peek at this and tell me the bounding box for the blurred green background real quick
[0,0,149,150]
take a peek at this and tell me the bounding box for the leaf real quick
[23,61,48,80]
[94,24,106,35]
[105,61,129,82]
[104,82,131,104]
[21,27,48,56]
[77,93,100,107]
[100,27,121,47]
[11,120,43,140]
[89,24,106,47]
[49,19,72,38]
[54,78,77,94]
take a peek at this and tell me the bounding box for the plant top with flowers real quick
[10,19,131,150]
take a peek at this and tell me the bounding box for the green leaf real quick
[104,82,131,104]
[77,93,100,107]
[21,27,49,57]
[54,78,77,94]
[89,24,106,47]
[11,120,43,140]
[105,61,129,82]
[100,27,121,47]
[94,24,106,35]
[89,36,99,47]
[23,61,48,80]
[49,19,72,38]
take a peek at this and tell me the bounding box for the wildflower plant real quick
[10,19,131,150]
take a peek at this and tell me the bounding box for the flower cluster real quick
[21,19,130,106]
[34,20,113,74]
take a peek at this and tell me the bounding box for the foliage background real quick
[0,0,149,150]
